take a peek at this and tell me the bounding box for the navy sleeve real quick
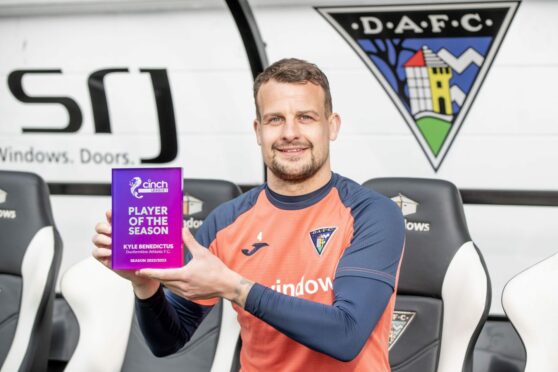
[135,285,213,357]
[245,276,393,362]
[336,194,405,288]
[134,216,217,357]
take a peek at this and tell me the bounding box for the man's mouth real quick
[276,147,307,153]
[273,142,312,155]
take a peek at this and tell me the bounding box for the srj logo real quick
[317,2,519,170]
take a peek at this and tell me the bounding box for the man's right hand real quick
[92,209,160,299]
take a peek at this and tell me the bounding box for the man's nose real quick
[281,117,301,141]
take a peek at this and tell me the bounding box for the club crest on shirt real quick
[309,227,337,256]
[316,2,519,170]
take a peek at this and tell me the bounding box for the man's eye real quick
[300,115,314,121]
[268,117,283,124]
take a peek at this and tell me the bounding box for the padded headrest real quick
[0,171,55,275]
[362,178,471,297]
[182,179,242,232]
[502,252,558,372]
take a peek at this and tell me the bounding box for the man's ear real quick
[328,113,341,141]
[253,119,262,146]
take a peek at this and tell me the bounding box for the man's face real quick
[253,80,340,183]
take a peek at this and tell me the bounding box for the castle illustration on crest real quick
[405,46,453,119]
[402,45,464,157]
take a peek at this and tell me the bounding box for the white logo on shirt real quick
[271,276,333,297]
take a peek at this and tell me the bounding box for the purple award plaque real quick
[112,167,183,269]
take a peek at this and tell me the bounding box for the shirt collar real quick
[264,173,337,210]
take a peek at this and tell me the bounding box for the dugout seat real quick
[60,179,242,372]
[502,251,558,372]
[0,171,62,372]
[362,177,491,372]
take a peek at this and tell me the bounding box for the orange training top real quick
[192,173,405,371]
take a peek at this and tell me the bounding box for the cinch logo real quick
[271,276,333,297]
[129,177,169,199]
[317,2,519,170]
[0,188,6,204]
[391,193,431,232]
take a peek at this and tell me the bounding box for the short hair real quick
[253,58,332,119]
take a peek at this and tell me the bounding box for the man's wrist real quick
[222,270,254,308]
[132,279,160,300]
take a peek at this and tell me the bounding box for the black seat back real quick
[0,171,62,372]
[363,178,490,372]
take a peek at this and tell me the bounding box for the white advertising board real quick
[0,5,262,184]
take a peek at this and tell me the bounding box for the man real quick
[93,58,405,371]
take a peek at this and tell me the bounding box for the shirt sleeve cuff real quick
[135,284,165,308]
[244,282,267,315]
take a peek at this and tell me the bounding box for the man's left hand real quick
[137,228,254,308]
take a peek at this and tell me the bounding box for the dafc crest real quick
[317,2,519,170]
[309,227,337,255]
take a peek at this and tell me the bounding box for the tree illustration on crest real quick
[358,38,417,111]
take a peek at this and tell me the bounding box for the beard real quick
[267,141,327,183]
